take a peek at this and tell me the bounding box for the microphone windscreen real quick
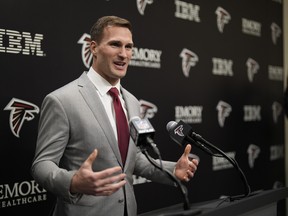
[166,121,177,132]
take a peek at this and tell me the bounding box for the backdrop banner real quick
[0,0,284,215]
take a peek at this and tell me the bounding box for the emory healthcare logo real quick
[242,18,261,37]
[129,47,162,69]
[175,105,203,123]
[216,100,232,127]
[4,98,39,138]
[180,48,198,77]
[78,33,92,69]
[136,0,154,15]
[0,180,47,208]
[215,6,231,33]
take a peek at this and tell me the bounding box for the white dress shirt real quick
[87,67,128,141]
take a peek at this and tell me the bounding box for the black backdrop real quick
[0,0,284,215]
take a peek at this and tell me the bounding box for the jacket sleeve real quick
[31,93,81,203]
[133,146,176,186]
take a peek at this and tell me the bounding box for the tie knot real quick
[109,87,119,98]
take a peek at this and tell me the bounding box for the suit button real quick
[118,198,124,203]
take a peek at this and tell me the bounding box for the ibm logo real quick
[0,28,45,56]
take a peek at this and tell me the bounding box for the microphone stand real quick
[191,132,251,201]
[139,143,191,210]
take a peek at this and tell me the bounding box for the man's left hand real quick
[174,144,199,182]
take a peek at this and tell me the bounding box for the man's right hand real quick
[70,149,126,196]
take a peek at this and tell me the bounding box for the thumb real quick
[183,144,191,158]
[83,149,98,170]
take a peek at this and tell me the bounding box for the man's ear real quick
[90,40,98,55]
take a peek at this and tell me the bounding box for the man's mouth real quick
[114,61,126,69]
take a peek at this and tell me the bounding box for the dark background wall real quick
[0,0,284,215]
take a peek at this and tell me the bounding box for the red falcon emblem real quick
[139,99,158,119]
[174,125,185,137]
[180,48,198,77]
[78,33,92,69]
[4,98,39,138]
[137,0,154,15]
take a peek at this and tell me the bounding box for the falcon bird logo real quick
[137,0,154,15]
[216,100,232,127]
[215,7,231,33]
[272,101,282,123]
[246,58,259,82]
[4,98,39,138]
[271,22,281,45]
[78,33,92,69]
[180,48,198,77]
[139,99,158,119]
[247,144,260,168]
[174,125,185,137]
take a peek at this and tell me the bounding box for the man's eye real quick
[111,42,120,47]
[126,45,133,50]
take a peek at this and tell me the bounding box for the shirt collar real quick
[87,67,121,96]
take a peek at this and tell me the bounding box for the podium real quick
[138,187,288,216]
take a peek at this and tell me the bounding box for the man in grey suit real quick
[31,15,199,216]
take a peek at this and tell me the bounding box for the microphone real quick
[167,120,251,198]
[129,116,155,147]
[131,117,191,210]
[166,120,214,155]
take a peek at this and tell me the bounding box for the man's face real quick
[91,26,133,85]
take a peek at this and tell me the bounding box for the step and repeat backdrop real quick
[0,0,284,215]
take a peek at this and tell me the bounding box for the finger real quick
[82,149,98,170]
[183,144,192,157]
[97,173,126,187]
[96,179,126,193]
[187,170,194,179]
[189,162,197,173]
[96,166,124,181]
[94,179,126,196]
[192,158,199,165]
[183,175,191,182]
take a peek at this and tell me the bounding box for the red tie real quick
[109,87,129,164]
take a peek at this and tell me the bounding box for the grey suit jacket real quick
[31,72,176,216]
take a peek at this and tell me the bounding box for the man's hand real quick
[174,144,199,182]
[70,149,126,196]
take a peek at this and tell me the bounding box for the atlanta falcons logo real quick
[78,33,92,69]
[139,99,158,119]
[137,0,154,15]
[271,22,281,45]
[216,100,232,127]
[246,58,259,82]
[272,101,282,123]
[4,98,39,138]
[180,48,198,77]
[247,144,260,168]
[174,125,185,137]
[215,6,231,33]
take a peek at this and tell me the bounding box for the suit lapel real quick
[121,87,141,169]
[121,87,139,121]
[77,72,123,165]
